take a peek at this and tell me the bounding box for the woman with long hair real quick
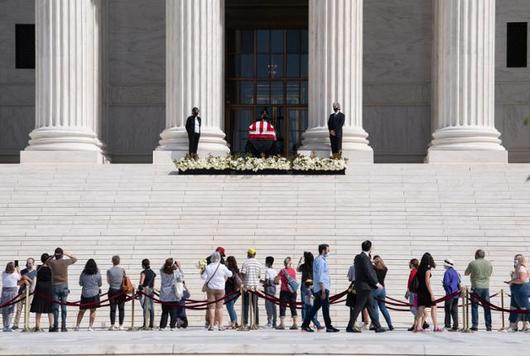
[371,255,394,330]
[30,253,54,331]
[297,251,323,329]
[413,253,441,332]
[225,256,241,329]
[1,262,21,331]
[138,258,156,330]
[74,259,102,331]
[159,258,183,330]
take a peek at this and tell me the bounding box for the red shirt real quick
[407,268,417,290]
[278,268,296,292]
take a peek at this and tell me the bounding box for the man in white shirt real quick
[262,256,278,328]
[185,107,202,159]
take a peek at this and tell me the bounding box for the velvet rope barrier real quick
[33,290,131,309]
[470,292,530,314]
[138,290,240,310]
[0,293,28,309]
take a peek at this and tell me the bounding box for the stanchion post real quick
[238,287,247,331]
[500,289,505,331]
[23,287,30,332]
[128,289,136,331]
[460,287,466,332]
[464,287,471,332]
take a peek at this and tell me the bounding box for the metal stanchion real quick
[251,288,258,330]
[500,289,506,331]
[463,287,471,333]
[22,287,30,332]
[128,289,136,331]
[460,288,466,332]
[249,289,254,330]
[238,287,248,331]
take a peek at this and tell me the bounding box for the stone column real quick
[299,0,373,162]
[427,0,507,163]
[21,0,106,164]
[153,0,229,164]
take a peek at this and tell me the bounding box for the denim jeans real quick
[242,291,259,326]
[301,284,321,328]
[471,288,492,329]
[371,287,393,329]
[509,283,530,323]
[140,290,155,328]
[409,293,417,317]
[264,286,277,326]
[52,283,69,329]
[225,295,239,323]
[301,289,332,329]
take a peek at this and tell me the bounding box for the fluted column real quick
[299,0,373,162]
[21,0,106,164]
[427,0,507,163]
[153,0,229,164]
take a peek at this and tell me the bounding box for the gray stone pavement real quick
[0,327,527,355]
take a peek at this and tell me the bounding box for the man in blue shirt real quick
[301,244,339,332]
[442,258,460,331]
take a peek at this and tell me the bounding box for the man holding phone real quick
[47,248,77,332]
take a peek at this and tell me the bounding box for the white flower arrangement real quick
[175,155,346,172]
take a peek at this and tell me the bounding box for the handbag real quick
[410,275,420,294]
[121,273,134,294]
[233,272,243,290]
[202,263,221,293]
[345,282,357,307]
[283,269,299,293]
[175,280,184,301]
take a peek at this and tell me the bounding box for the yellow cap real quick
[247,248,257,256]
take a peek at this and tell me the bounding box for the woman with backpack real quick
[275,257,298,330]
[225,256,242,329]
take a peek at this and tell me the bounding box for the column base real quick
[427,126,508,163]
[426,150,508,163]
[298,126,374,163]
[21,127,106,164]
[153,126,230,165]
[20,150,107,164]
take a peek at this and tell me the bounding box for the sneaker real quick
[448,328,458,332]
[49,327,58,333]
[108,325,117,331]
[218,327,225,331]
[3,328,13,332]
[88,327,95,332]
[61,327,68,332]
[266,322,272,328]
[470,327,478,331]
[159,328,166,331]
[275,325,285,330]
[346,327,361,333]
[118,325,126,331]
[170,328,176,331]
[11,325,18,330]
[74,326,80,332]
[301,326,314,332]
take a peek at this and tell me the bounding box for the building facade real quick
[1,0,529,164]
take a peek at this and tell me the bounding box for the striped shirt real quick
[241,258,263,288]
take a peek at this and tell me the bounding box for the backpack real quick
[410,274,419,294]
[283,269,299,293]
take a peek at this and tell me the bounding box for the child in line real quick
[263,256,278,328]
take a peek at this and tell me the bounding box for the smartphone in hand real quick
[14,260,19,268]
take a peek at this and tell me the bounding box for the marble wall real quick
[0,0,528,163]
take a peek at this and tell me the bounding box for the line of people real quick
[1,244,529,332]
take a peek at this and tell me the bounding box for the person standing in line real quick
[346,241,385,333]
[442,258,460,331]
[297,251,323,330]
[74,259,102,332]
[47,248,77,332]
[1,262,21,331]
[405,258,429,331]
[185,107,201,159]
[240,248,263,329]
[138,259,156,330]
[159,258,183,331]
[275,257,298,330]
[263,256,278,328]
[327,102,345,158]
[413,253,442,332]
[508,254,530,332]
[201,252,232,331]
[30,253,54,332]
[225,256,241,329]
[371,255,394,330]
[107,255,126,331]
[12,257,37,330]
[301,244,339,333]
[464,249,493,331]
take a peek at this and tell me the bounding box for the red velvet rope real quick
[0,293,27,309]
[470,292,530,314]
